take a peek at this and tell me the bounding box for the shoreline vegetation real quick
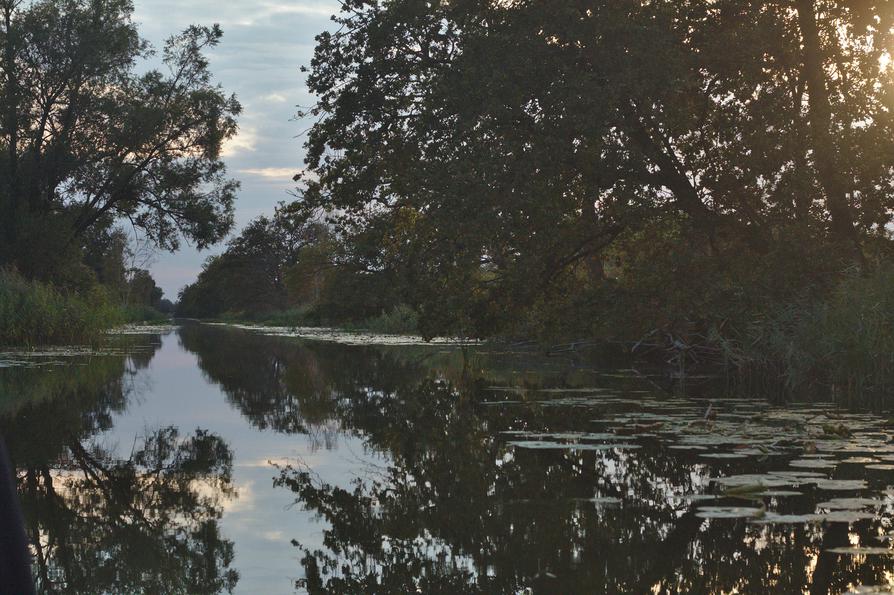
[178,264,894,404]
[0,270,168,348]
[204,303,422,337]
[7,257,894,405]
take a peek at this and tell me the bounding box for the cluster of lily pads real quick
[107,324,178,335]
[492,383,894,563]
[214,322,478,346]
[0,343,159,368]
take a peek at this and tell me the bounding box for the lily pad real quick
[817,498,885,510]
[680,494,719,502]
[712,474,795,489]
[575,496,622,506]
[827,547,894,555]
[813,479,868,491]
[767,470,828,479]
[757,490,803,497]
[695,506,764,519]
[845,586,894,594]
[507,441,641,451]
[752,511,876,524]
[789,459,837,469]
[537,388,610,393]
[502,432,620,441]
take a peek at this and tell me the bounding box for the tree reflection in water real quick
[11,326,893,593]
[0,334,238,594]
[177,325,894,594]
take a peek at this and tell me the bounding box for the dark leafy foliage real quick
[294,0,894,339]
[0,0,239,282]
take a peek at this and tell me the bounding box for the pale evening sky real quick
[132,0,341,299]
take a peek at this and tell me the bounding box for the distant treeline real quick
[0,0,240,344]
[175,203,419,334]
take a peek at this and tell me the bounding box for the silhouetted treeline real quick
[176,203,407,328]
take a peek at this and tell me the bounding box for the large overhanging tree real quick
[0,0,240,277]
[298,0,894,336]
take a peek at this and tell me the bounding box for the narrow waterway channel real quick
[2,323,894,594]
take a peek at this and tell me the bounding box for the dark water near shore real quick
[3,323,894,594]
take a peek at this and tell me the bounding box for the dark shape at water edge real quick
[0,432,34,594]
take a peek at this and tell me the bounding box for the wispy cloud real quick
[221,126,259,157]
[136,0,341,297]
[262,2,335,17]
[239,167,298,180]
[222,2,336,27]
[262,530,285,541]
[136,1,336,29]
[260,92,289,103]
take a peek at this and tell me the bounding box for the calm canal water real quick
[3,323,894,594]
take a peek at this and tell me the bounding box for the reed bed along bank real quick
[0,270,122,346]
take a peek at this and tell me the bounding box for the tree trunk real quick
[624,106,716,232]
[1,3,17,257]
[794,0,862,259]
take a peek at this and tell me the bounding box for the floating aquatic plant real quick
[507,441,641,451]
[816,498,884,510]
[496,376,894,539]
[696,506,765,519]
[827,547,894,555]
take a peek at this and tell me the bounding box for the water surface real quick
[3,323,894,594]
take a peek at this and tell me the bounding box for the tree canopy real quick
[293,0,894,337]
[0,0,240,281]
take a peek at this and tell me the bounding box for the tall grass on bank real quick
[203,307,313,328]
[725,268,894,402]
[356,304,420,334]
[0,270,122,346]
[119,304,169,325]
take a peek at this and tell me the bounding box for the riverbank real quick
[0,270,169,347]
[203,303,421,336]
[201,320,478,347]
